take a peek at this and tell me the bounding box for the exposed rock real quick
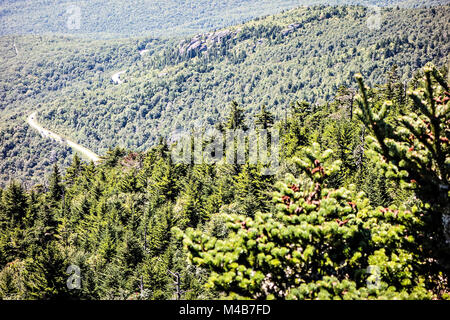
[281,23,302,36]
[190,40,202,50]
[179,29,238,56]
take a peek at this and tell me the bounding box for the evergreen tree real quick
[1,181,27,227]
[355,63,449,276]
[49,164,63,202]
[148,157,179,205]
[384,64,406,107]
[281,101,311,158]
[335,86,356,120]
[101,147,127,167]
[255,104,274,129]
[179,144,432,299]
[234,164,271,217]
[120,169,144,193]
[66,153,82,184]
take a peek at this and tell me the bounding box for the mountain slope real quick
[38,5,450,154]
[0,4,449,187]
[0,35,156,187]
[0,0,448,38]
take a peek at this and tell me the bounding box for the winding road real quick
[27,112,100,163]
[111,70,126,84]
[27,56,135,162]
[27,70,127,163]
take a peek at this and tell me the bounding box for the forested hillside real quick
[1,5,449,188]
[0,63,448,299]
[0,36,166,186]
[1,0,448,38]
[38,6,449,154]
[0,2,449,301]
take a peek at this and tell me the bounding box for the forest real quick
[38,5,450,154]
[1,1,447,38]
[1,4,449,188]
[0,2,449,301]
[0,62,448,299]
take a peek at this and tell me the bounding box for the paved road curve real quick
[111,70,125,84]
[27,112,100,163]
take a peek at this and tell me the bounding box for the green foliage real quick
[1,3,449,301]
[1,5,449,186]
[180,144,436,299]
[255,105,275,130]
[0,124,72,188]
[36,5,450,163]
[1,181,27,228]
[356,64,449,211]
[226,101,248,131]
[178,63,449,300]
[355,63,450,283]
[234,164,273,217]
[49,164,63,202]
[2,1,443,38]
[2,62,449,299]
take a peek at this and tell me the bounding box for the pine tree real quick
[355,64,449,246]
[234,163,271,217]
[147,205,174,256]
[226,101,247,131]
[1,181,27,227]
[34,201,59,243]
[384,64,405,107]
[66,153,82,184]
[255,104,274,129]
[120,169,143,193]
[335,86,356,120]
[49,164,63,202]
[4,242,71,299]
[179,144,432,299]
[101,147,127,167]
[333,120,358,185]
[148,157,179,204]
[281,101,311,158]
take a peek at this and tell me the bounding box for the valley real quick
[27,112,100,163]
[0,0,449,302]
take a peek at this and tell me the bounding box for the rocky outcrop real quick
[281,23,302,36]
[179,29,239,56]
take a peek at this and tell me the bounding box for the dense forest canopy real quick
[0,62,448,300]
[1,4,449,187]
[35,6,450,178]
[0,34,152,187]
[1,0,448,38]
[0,2,449,301]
